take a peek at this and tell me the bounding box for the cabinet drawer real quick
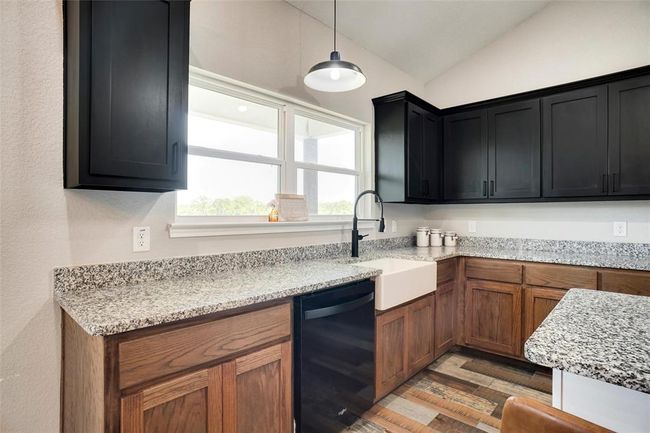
[525,263,597,289]
[466,258,522,284]
[437,258,457,284]
[600,271,650,296]
[118,303,291,389]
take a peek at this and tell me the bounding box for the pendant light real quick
[304,0,366,92]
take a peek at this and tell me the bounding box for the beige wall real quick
[0,1,427,432]
[423,1,650,243]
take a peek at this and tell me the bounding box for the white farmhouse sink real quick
[354,258,437,311]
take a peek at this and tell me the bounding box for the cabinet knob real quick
[172,142,179,174]
[482,181,487,197]
[490,180,495,197]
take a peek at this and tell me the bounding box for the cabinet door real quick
[444,110,489,200]
[406,104,426,200]
[222,342,292,433]
[121,366,222,433]
[523,287,566,342]
[434,281,456,358]
[608,75,650,195]
[406,295,435,375]
[375,306,408,399]
[488,100,541,199]
[406,104,441,202]
[465,280,522,357]
[88,1,188,187]
[542,86,607,197]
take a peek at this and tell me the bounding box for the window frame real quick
[174,67,370,230]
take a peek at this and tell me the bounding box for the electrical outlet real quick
[133,226,151,252]
[391,220,398,233]
[613,221,627,237]
[468,220,477,233]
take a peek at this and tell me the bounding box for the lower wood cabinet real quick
[62,302,292,433]
[121,366,223,433]
[375,306,408,400]
[406,295,436,376]
[222,342,292,433]
[434,280,456,357]
[523,287,567,342]
[465,279,522,357]
[375,294,435,400]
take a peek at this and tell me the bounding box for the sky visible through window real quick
[177,93,358,217]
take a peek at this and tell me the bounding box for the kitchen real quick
[1,1,649,433]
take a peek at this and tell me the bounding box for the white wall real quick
[0,1,427,432]
[424,1,650,108]
[423,1,650,243]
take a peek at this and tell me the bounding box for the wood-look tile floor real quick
[346,351,552,433]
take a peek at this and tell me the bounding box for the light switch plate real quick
[468,220,477,233]
[613,221,627,237]
[133,226,151,252]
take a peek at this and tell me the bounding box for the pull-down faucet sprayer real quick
[351,190,385,257]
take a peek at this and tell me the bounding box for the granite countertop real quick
[525,289,650,394]
[55,238,650,337]
[56,260,382,336]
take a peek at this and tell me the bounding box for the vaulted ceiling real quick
[287,0,550,83]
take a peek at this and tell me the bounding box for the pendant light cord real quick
[333,0,337,51]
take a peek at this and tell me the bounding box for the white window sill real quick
[168,220,376,238]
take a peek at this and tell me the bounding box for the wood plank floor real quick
[346,351,552,433]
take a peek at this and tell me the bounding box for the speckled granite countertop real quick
[525,289,650,394]
[55,237,650,337]
[56,260,382,336]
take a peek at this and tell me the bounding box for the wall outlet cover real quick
[391,220,398,233]
[468,220,477,233]
[133,226,151,252]
[613,221,627,237]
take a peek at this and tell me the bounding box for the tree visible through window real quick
[176,74,364,220]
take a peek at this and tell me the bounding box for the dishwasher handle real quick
[303,292,375,320]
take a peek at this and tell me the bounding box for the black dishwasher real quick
[294,280,375,433]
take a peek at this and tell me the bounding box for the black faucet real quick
[352,190,385,257]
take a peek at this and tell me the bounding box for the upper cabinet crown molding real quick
[64,0,190,192]
[374,65,650,204]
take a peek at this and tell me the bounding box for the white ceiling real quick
[287,0,550,83]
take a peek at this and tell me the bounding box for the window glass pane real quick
[178,155,278,216]
[294,115,356,169]
[297,169,356,215]
[189,85,278,157]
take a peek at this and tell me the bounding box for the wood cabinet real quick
[64,0,190,192]
[465,279,522,357]
[373,92,442,203]
[375,306,408,399]
[434,281,456,357]
[443,110,489,200]
[406,104,442,201]
[608,75,650,195]
[541,86,608,198]
[488,100,541,199]
[406,295,436,376]
[600,270,650,297]
[62,302,292,433]
[523,287,567,342]
[121,367,222,433]
[222,343,292,433]
[375,294,435,399]
[375,67,650,205]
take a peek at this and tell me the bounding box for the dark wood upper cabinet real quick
[608,75,650,195]
[64,0,190,192]
[374,93,441,203]
[542,86,608,198]
[488,100,541,199]
[443,110,488,200]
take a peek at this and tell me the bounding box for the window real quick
[176,70,367,224]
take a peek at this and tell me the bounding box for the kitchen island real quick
[525,289,650,432]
